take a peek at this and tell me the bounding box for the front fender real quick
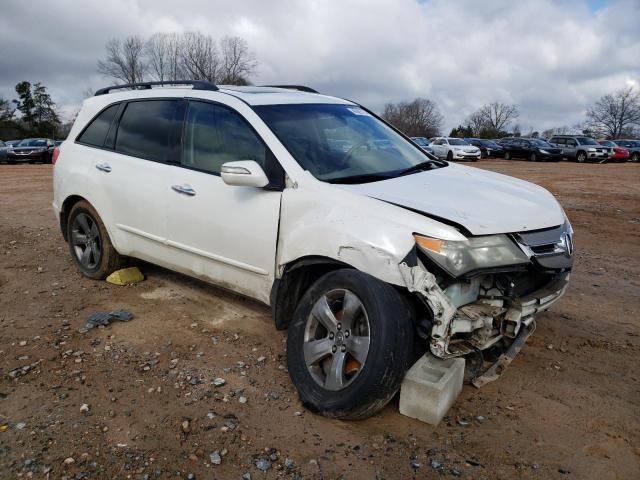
[276,180,464,286]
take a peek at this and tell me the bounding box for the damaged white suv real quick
[53,81,573,419]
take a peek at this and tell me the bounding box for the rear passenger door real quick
[85,98,185,265]
[165,100,283,303]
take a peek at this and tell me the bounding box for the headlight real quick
[414,233,530,276]
[539,149,549,154]
[587,147,596,152]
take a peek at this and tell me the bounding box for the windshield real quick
[532,139,552,147]
[255,104,444,182]
[18,139,47,147]
[483,140,500,147]
[576,137,599,146]
[448,138,469,146]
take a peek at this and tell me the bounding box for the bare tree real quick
[467,102,519,135]
[146,32,183,81]
[382,98,444,138]
[219,36,257,85]
[97,36,147,84]
[586,87,640,139]
[466,110,485,136]
[179,32,220,82]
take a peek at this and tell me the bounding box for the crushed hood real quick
[337,164,565,235]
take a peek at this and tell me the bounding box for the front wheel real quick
[631,152,639,162]
[446,151,453,161]
[67,200,124,279]
[504,151,511,160]
[576,151,587,163]
[287,269,413,420]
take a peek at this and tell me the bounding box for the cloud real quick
[0,0,638,131]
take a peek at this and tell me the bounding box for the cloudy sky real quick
[1,0,639,132]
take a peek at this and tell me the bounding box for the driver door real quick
[165,100,283,303]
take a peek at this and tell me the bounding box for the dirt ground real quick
[1,160,639,480]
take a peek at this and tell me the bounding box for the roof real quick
[92,82,353,107]
[217,85,353,106]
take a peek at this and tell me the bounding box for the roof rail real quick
[94,80,219,96]
[261,85,319,94]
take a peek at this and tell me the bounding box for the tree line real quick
[97,32,257,86]
[383,86,640,140]
[0,82,64,140]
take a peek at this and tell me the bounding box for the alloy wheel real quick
[303,289,370,391]
[71,213,102,270]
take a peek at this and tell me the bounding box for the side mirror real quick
[221,160,269,188]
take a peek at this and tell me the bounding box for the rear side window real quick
[115,100,183,162]
[182,101,267,174]
[77,104,119,147]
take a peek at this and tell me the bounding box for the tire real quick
[576,151,587,163]
[504,151,511,160]
[446,151,453,161]
[632,152,639,163]
[287,269,414,420]
[67,200,124,279]
[530,153,537,162]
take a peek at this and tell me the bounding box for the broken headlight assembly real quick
[414,233,530,277]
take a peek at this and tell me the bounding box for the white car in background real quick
[430,137,481,161]
[53,81,573,420]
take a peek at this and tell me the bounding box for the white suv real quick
[53,81,573,419]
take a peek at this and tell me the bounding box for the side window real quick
[115,100,183,162]
[566,139,577,147]
[77,104,120,147]
[182,101,267,174]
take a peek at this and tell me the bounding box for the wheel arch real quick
[271,256,354,330]
[59,195,87,242]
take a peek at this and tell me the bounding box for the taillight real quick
[52,147,60,165]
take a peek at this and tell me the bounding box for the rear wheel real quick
[576,151,587,163]
[287,269,413,420]
[67,200,124,279]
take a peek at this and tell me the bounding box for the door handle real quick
[171,184,196,196]
[95,163,112,173]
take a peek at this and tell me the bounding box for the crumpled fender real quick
[276,177,465,286]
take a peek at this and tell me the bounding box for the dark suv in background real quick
[465,138,504,158]
[548,135,611,163]
[502,138,562,162]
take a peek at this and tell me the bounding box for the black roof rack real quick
[94,80,218,96]
[261,85,319,94]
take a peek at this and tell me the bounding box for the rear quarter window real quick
[76,104,120,147]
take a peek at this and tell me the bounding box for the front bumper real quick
[453,151,480,160]
[8,152,48,162]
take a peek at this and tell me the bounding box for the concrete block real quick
[399,354,465,425]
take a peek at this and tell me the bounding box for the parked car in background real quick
[496,137,517,146]
[6,138,55,164]
[465,138,504,158]
[548,135,611,163]
[53,81,573,419]
[54,140,64,147]
[503,138,563,162]
[429,137,480,161]
[0,140,8,163]
[612,139,640,162]
[410,137,435,155]
[597,140,630,162]
[5,140,21,148]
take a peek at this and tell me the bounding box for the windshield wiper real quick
[396,159,447,176]
[326,173,396,184]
